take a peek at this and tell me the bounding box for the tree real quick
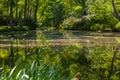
[34,0,39,22]
[74,0,87,16]
[51,1,64,27]
[9,0,14,26]
[15,0,19,24]
[24,0,27,20]
[111,0,120,21]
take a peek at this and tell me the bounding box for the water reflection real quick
[0,30,120,67]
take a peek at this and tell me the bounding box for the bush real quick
[0,26,29,32]
[106,17,118,28]
[60,17,81,30]
[84,17,101,31]
[84,16,119,31]
[115,22,120,31]
[51,1,65,28]
[90,23,104,31]
[19,18,38,30]
[0,15,9,26]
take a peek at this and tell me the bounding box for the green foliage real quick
[60,17,81,30]
[0,42,120,80]
[0,48,9,59]
[106,17,119,29]
[115,22,120,31]
[0,0,120,31]
[19,18,38,30]
[0,26,29,32]
[0,15,9,26]
[85,0,120,31]
[50,1,65,28]
[84,16,119,31]
[84,17,104,31]
[0,59,71,80]
[90,24,104,31]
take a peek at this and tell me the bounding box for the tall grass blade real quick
[16,70,22,79]
[9,65,18,77]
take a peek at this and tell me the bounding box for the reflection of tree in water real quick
[0,31,37,68]
[0,31,36,39]
[0,30,120,68]
[0,30,59,68]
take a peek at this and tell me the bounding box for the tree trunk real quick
[27,0,29,18]
[24,0,27,20]
[108,46,119,80]
[9,0,13,26]
[15,0,18,25]
[29,9,32,18]
[34,0,39,22]
[111,0,120,21]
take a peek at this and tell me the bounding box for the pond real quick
[0,30,120,47]
[0,30,120,80]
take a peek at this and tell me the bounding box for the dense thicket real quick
[0,0,120,30]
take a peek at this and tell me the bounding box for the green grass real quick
[0,59,71,80]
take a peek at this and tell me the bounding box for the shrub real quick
[51,1,65,28]
[84,18,103,31]
[19,18,37,30]
[84,16,119,31]
[0,15,9,26]
[106,17,118,28]
[60,17,81,30]
[0,26,29,32]
[114,22,120,31]
[90,23,104,31]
